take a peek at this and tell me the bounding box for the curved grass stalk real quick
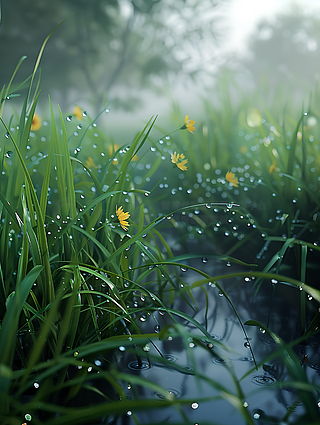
[244,320,320,421]
[126,260,258,368]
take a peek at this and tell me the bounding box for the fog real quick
[1,0,320,134]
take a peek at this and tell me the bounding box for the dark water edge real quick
[111,256,320,425]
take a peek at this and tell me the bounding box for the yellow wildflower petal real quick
[177,159,188,171]
[31,113,41,131]
[225,171,239,187]
[171,152,178,164]
[269,161,276,173]
[116,206,130,231]
[183,115,196,133]
[74,106,83,120]
[186,125,195,134]
[86,157,97,170]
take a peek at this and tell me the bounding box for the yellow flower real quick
[108,144,120,164]
[31,113,41,131]
[269,160,276,173]
[240,145,248,154]
[225,171,239,187]
[184,115,195,134]
[86,157,97,170]
[74,106,83,120]
[116,206,130,231]
[171,152,188,171]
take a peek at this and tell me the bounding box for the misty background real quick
[1,0,320,133]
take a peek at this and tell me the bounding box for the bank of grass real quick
[0,23,319,425]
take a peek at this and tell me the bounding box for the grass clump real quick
[0,21,320,425]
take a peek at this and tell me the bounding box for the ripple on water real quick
[154,388,181,400]
[238,355,254,362]
[251,374,276,386]
[212,357,227,365]
[127,360,151,371]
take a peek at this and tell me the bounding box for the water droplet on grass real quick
[66,115,72,122]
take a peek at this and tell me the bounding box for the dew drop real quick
[202,257,208,263]
[66,115,73,122]
[154,325,161,333]
[180,266,188,272]
[82,111,87,117]
[4,132,10,139]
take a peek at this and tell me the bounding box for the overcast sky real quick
[222,0,320,54]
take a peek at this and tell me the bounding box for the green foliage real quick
[0,20,320,425]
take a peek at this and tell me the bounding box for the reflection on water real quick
[113,260,320,425]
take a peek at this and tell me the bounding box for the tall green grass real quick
[0,21,319,425]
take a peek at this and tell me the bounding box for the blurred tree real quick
[238,5,320,101]
[0,0,223,112]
